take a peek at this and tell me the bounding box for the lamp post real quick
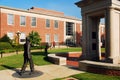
[16,31,21,45]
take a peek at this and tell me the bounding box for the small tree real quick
[28,31,41,46]
[0,34,11,43]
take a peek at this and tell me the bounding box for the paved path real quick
[0,64,84,80]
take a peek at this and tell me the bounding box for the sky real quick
[0,0,82,19]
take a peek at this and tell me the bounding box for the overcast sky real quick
[0,0,81,19]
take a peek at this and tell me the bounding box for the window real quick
[7,14,14,25]
[46,19,50,28]
[31,17,36,27]
[20,16,26,26]
[7,32,14,39]
[45,34,50,43]
[54,34,59,45]
[66,22,74,36]
[20,33,26,44]
[54,20,58,28]
[54,34,59,42]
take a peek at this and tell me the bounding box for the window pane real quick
[54,34,59,42]
[66,22,74,35]
[31,17,36,26]
[46,19,50,28]
[8,14,14,25]
[20,16,26,26]
[46,34,50,43]
[54,20,58,28]
[7,32,14,39]
[20,33,26,44]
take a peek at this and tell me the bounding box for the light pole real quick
[16,31,21,45]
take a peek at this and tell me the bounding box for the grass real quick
[0,47,81,70]
[101,48,105,53]
[48,47,82,53]
[54,73,120,80]
[71,73,120,80]
[0,52,51,70]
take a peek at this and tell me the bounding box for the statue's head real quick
[26,37,30,42]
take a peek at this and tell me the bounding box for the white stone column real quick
[105,8,120,62]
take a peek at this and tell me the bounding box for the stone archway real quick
[76,0,120,64]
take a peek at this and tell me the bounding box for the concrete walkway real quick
[0,65,84,80]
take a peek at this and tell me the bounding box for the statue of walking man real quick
[19,37,34,76]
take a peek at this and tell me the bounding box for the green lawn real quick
[0,52,51,70]
[54,73,120,80]
[0,47,81,70]
[48,47,82,53]
[71,73,120,80]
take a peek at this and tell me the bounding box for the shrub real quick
[0,34,11,43]
[28,31,41,46]
[12,44,24,51]
[0,42,13,50]
[31,45,46,50]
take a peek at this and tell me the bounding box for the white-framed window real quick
[66,22,74,36]
[45,34,50,43]
[20,32,26,44]
[20,16,26,26]
[7,14,14,25]
[54,20,58,28]
[46,19,50,28]
[31,17,36,27]
[54,34,59,46]
[7,32,14,39]
[54,34,59,42]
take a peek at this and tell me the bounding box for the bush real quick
[31,45,46,50]
[0,42,13,50]
[12,44,24,51]
[0,42,14,53]
[28,31,41,46]
[0,35,11,43]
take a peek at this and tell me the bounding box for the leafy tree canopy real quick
[28,31,41,46]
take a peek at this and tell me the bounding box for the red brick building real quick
[0,6,82,46]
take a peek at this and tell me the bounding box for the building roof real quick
[0,6,81,21]
[75,0,104,7]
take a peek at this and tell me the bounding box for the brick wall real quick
[0,6,81,46]
[76,23,82,46]
[0,12,65,44]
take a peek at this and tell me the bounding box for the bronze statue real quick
[19,37,34,76]
[44,42,49,57]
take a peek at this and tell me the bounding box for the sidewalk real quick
[0,64,84,80]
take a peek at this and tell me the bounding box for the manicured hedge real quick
[0,42,14,53]
[12,44,24,51]
[0,42,13,50]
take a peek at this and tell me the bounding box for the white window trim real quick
[54,34,59,42]
[7,32,14,39]
[46,19,50,28]
[20,15,26,26]
[54,20,59,29]
[45,34,51,43]
[7,14,14,25]
[31,17,37,27]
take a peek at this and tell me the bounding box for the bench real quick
[48,54,66,65]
